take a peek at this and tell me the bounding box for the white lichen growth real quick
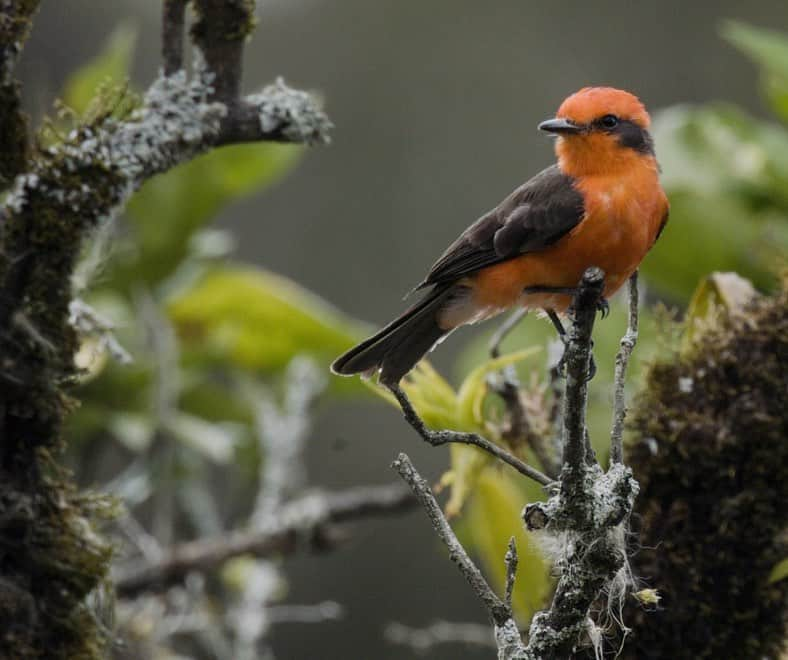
[2,52,226,223]
[249,77,332,145]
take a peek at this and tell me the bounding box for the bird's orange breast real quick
[469,167,667,313]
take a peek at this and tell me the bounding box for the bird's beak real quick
[538,117,582,135]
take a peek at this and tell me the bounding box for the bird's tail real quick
[331,285,455,386]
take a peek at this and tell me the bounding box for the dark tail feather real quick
[331,286,453,385]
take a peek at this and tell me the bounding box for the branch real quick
[609,271,639,464]
[385,620,497,653]
[393,455,522,622]
[388,385,554,487]
[115,483,416,598]
[395,268,640,659]
[561,267,604,476]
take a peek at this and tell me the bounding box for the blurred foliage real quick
[168,265,365,388]
[641,20,788,301]
[63,24,137,115]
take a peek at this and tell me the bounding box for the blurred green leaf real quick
[454,296,661,464]
[649,104,788,299]
[455,348,540,431]
[109,412,154,452]
[63,24,137,114]
[722,21,788,121]
[466,470,551,623]
[120,143,302,285]
[163,412,240,464]
[167,265,366,385]
[684,271,758,347]
[768,557,788,584]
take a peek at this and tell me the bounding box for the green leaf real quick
[163,411,240,464]
[167,265,366,384]
[455,347,540,431]
[120,143,302,286]
[721,21,788,121]
[465,470,552,623]
[767,557,788,584]
[63,24,137,114]
[684,272,758,347]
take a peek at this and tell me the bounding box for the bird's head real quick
[539,87,656,177]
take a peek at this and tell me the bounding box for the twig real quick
[388,385,554,488]
[610,271,639,465]
[489,308,528,359]
[114,483,416,598]
[385,620,496,654]
[162,0,186,75]
[504,537,518,609]
[391,453,511,626]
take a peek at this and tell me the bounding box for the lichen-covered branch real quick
[396,268,640,659]
[609,271,638,464]
[0,2,331,657]
[519,269,639,658]
[114,483,416,598]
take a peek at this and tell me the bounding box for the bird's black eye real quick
[600,114,619,129]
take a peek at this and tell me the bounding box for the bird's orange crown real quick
[557,87,650,128]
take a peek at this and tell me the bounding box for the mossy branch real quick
[0,2,330,657]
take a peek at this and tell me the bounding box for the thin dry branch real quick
[610,271,639,464]
[115,483,416,598]
[388,385,554,487]
[392,454,522,635]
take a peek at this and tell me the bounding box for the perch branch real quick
[504,537,518,609]
[388,385,554,487]
[561,267,604,476]
[397,268,640,658]
[115,483,416,598]
[609,271,639,464]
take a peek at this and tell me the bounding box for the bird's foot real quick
[597,297,610,319]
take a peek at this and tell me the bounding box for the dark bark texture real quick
[615,280,788,659]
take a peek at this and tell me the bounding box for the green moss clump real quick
[618,281,788,659]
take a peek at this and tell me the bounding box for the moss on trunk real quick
[617,280,788,659]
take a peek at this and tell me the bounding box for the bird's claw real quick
[597,297,610,319]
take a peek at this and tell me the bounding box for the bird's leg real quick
[545,308,596,381]
[524,285,610,319]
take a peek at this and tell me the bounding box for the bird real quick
[332,87,669,386]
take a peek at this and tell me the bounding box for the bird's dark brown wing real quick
[415,165,585,289]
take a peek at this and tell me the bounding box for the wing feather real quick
[415,165,584,290]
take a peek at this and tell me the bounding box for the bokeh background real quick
[17,1,788,658]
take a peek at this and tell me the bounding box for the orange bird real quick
[332,87,669,386]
